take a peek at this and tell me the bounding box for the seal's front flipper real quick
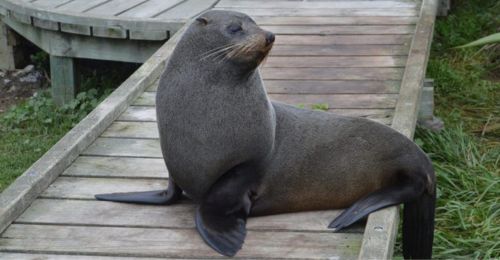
[329,182,423,231]
[196,202,249,256]
[195,166,256,256]
[95,178,182,205]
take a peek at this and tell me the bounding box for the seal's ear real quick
[196,17,208,26]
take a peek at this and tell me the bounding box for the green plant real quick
[311,103,329,111]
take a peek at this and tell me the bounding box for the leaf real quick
[455,32,500,48]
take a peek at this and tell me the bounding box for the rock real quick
[3,78,11,86]
[0,71,5,78]
[418,116,445,132]
[19,71,42,83]
[7,85,17,93]
[12,64,35,78]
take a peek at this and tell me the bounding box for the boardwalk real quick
[0,0,438,259]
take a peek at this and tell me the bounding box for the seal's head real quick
[186,10,275,72]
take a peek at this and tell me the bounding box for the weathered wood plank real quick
[41,177,168,199]
[261,68,404,80]
[265,80,401,94]
[146,79,401,93]
[156,0,219,20]
[0,224,363,259]
[359,0,439,259]
[16,199,366,233]
[213,7,418,17]
[270,44,409,56]
[55,0,110,12]
[263,25,415,35]
[83,137,161,158]
[134,91,399,109]
[118,105,157,121]
[269,94,398,109]
[0,20,16,70]
[118,0,183,18]
[254,16,419,25]
[32,17,59,30]
[217,0,417,9]
[83,0,148,16]
[50,55,76,106]
[31,0,72,8]
[102,121,159,139]
[274,35,412,45]
[0,253,158,260]
[2,18,163,62]
[62,156,168,178]
[60,23,92,35]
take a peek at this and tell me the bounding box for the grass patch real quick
[0,58,137,191]
[410,0,499,258]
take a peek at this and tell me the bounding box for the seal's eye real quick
[228,24,243,34]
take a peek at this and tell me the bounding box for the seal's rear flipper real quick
[95,179,182,205]
[328,183,422,231]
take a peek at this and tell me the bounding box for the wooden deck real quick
[0,0,438,259]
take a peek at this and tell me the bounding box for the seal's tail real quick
[402,191,435,259]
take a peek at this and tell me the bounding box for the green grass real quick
[0,58,137,191]
[412,0,500,258]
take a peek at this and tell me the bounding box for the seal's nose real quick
[265,32,275,46]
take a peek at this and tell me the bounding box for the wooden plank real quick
[16,199,367,233]
[31,0,73,8]
[1,0,185,33]
[102,121,159,139]
[217,0,417,9]
[263,25,414,35]
[155,0,219,20]
[0,253,158,260]
[359,0,439,258]
[0,20,15,70]
[32,17,59,30]
[0,224,363,259]
[92,26,127,39]
[118,106,157,121]
[254,16,419,25]
[41,177,168,199]
[274,35,412,45]
[84,0,148,16]
[261,68,405,80]
[269,94,398,109]
[263,56,407,68]
[60,23,92,35]
[62,156,168,178]
[266,80,401,94]
[55,0,110,12]
[2,17,163,62]
[270,45,409,56]
[213,7,418,17]
[50,55,76,106]
[133,91,398,108]
[83,137,162,158]
[118,0,183,18]
[0,21,189,234]
[265,80,400,94]
[146,79,401,93]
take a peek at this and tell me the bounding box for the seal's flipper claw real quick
[95,179,182,205]
[328,184,421,231]
[195,206,247,257]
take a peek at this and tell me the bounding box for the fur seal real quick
[96,10,436,259]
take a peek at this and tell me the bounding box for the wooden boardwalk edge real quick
[358,0,438,259]
[0,22,189,234]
